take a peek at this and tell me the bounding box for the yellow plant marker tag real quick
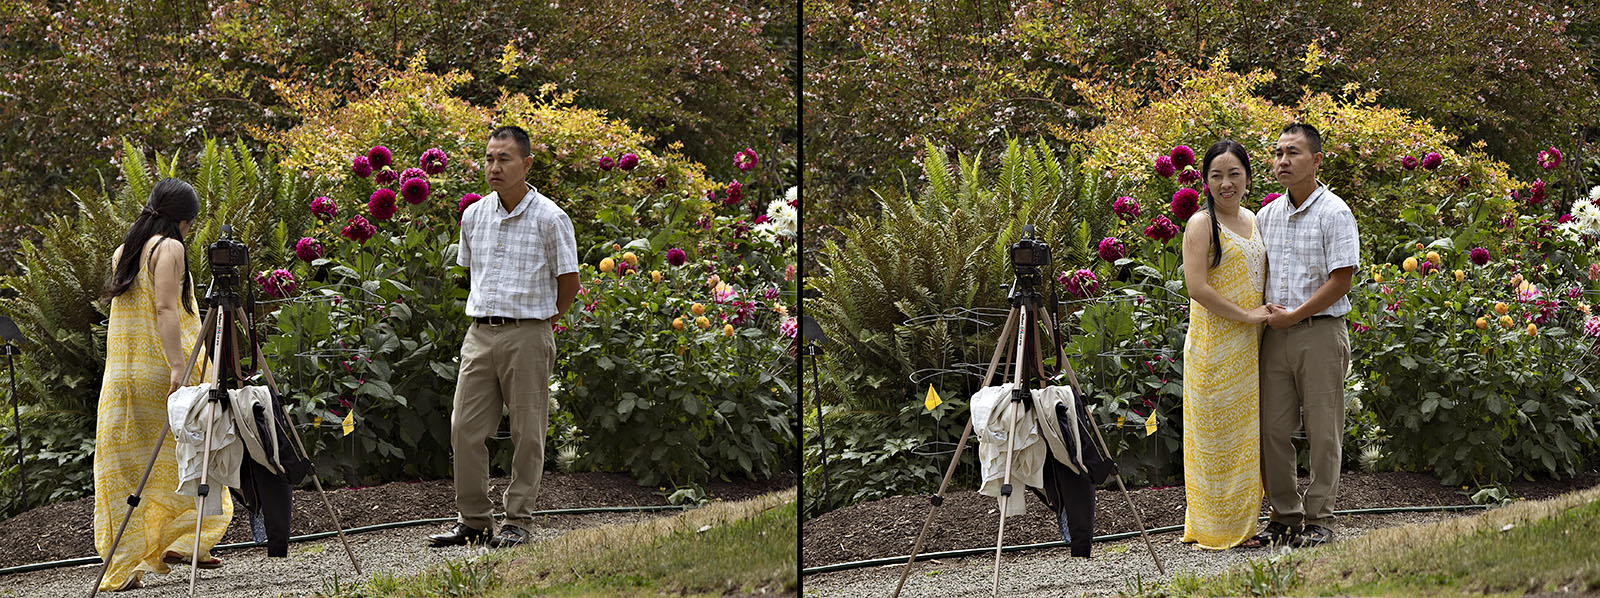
[342,410,355,436]
[924,385,943,411]
[1144,411,1158,437]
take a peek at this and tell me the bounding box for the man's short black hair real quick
[1280,122,1323,153]
[488,126,532,157]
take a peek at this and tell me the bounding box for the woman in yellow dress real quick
[1178,140,1273,549]
[95,178,231,591]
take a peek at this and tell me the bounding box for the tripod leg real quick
[1085,409,1166,576]
[189,397,220,597]
[890,306,1018,598]
[86,422,171,598]
[991,306,1031,597]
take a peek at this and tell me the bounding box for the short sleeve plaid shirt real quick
[457,184,579,320]
[1258,183,1361,317]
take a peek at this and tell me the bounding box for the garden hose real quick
[801,503,1491,575]
[0,504,691,577]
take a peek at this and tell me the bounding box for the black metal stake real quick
[803,342,829,509]
[3,343,21,511]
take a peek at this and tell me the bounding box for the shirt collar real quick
[486,183,539,218]
[1286,181,1327,216]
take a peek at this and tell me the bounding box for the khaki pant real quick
[1259,316,1350,528]
[452,319,554,531]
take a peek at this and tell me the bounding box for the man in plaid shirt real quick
[1253,123,1360,549]
[428,126,580,549]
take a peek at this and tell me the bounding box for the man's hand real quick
[1264,304,1297,329]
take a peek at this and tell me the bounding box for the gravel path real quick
[0,512,660,597]
[801,511,1468,597]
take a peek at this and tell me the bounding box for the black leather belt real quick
[475,316,538,326]
[1309,314,1343,321]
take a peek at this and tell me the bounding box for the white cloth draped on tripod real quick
[168,384,241,516]
[972,383,1044,516]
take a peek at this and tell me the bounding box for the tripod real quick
[890,279,1165,598]
[799,303,831,510]
[89,275,362,597]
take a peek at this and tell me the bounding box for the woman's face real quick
[1206,151,1249,206]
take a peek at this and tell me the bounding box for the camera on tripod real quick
[1009,225,1051,294]
[207,225,249,286]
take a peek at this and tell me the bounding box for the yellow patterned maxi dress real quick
[93,239,231,591]
[1180,216,1266,550]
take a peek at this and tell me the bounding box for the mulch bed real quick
[0,471,795,571]
[801,469,1600,569]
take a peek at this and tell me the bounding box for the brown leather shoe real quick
[427,522,489,547]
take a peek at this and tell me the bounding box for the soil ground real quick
[0,470,795,571]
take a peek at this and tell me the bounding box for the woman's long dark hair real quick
[103,178,201,312]
[1200,140,1253,269]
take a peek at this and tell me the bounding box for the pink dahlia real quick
[1457,174,1471,189]
[1058,269,1099,298]
[367,146,392,169]
[1112,196,1141,221]
[368,188,398,221]
[598,155,615,171]
[1401,155,1418,170]
[667,247,687,267]
[1170,145,1195,169]
[1177,169,1201,185]
[1144,215,1180,242]
[458,193,482,213]
[400,177,431,205]
[1539,146,1562,170]
[780,316,798,339]
[1421,152,1442,171]
[311,196,337,221]
[1585,316,1600,339]
[725,180,744,205]
[374,168,399,185]
[255,269,296,298]
[351,155,373,178]
[735,147,760,172]
[653,176,667,190]
[1097,236,1125,262]
[1529,179,1546,205]
[618,153,639,171]
[1154,155,1176,178]
[1261,192,1282,207]
[294,237,322,262]
[1171,187,1201,221]
[1469,247,1490,266]
[419,148,448,175]
[342,215,376,244]
[399,167,426,184]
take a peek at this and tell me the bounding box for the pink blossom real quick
[1153,155,1175,178]
[1144,215,1180,242]
[1469,247,1490,266]
[399,168,426,184]
[598,156,615,171]
[653,176,667,190]
[667,248,687,267]
[374,168,399,185]
[763,287,780,300]
[1401,155,1418,170]
[1170,145,1195,169]
[401,177,431,205]
[294,237,322,262]
[351,155,372,178]
[419,148,448,175]
[618,153,639,171]
[1586,316,1600,339]
[1538,146,1562,170]
[458,193,482,213]
[1528,179,1546,205]
[1177,169,1200,185]
[311,196,337,221]
[1113,196,1141,221]
[1457,174,1471,189]
[255,269,296,298]
[1097,237,1125,262]
[1057,269,1099,298]
[342,215,376,243]
[1421,152,1442,171]
[1261,192,1282,207]
[368,189,398,220]
[785,263,796,282]
[725,180,744,205]
[780,316,797,338]
[367,146,392,169]
[735,147,760,171]
[1171,188,1200,221]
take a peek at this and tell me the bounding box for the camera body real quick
[1009,225,1051,293]
[207,225,249,287]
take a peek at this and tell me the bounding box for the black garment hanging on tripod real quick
[229,388,311,557]
[1033,391,1118,558]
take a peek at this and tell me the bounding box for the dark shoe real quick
[428,522,489,547]
[1247,521,1301,548]
[1294,523,1334,547]
[490,524,530,548]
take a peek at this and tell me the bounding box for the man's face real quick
[485,137,530,194]
[1274,132,1322,189]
